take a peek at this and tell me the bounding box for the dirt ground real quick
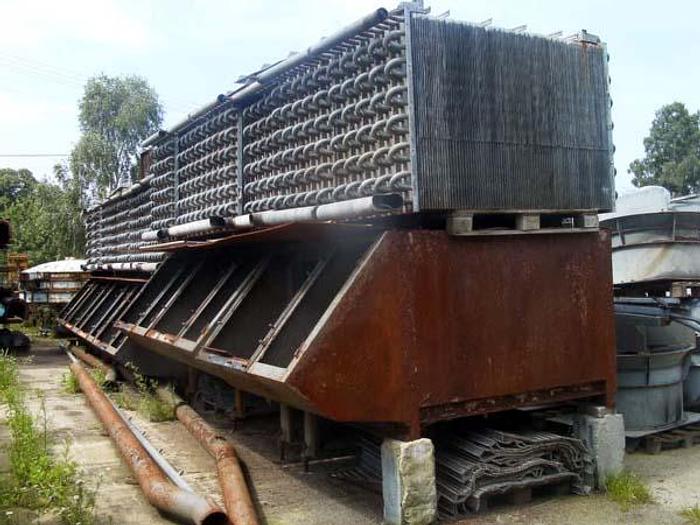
[4,342,700,525]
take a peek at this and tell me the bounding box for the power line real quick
[0,154,69,158]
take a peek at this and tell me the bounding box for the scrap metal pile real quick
[434,430,591,516]
[335,429,591,518]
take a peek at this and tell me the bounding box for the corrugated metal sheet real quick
[409,17,614,211]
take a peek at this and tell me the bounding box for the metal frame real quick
[146,260,205,330]
[249,255,332,365]
[196,258,270,352]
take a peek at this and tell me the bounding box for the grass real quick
[61,371,81,394]
[61,367,108,395]
[0,352,98,525]
[681,505,700,524]
[605,470,653,511]
[112,364,173,423]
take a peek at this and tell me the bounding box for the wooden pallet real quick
[446,210,599,236]
[472,479,572,513]
[632,423,700,454]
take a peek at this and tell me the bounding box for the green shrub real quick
[605,470,653,511]
[0,354,98,524]
[681,505,700,524]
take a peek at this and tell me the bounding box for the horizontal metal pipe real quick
[165,217,226,238]
[224,215,254,229]
[112,399,193,493]
[68,358,227,525]
[251,194,403,226]
[157,388,259,525]
[314,193,403,221]
[141,230,160,242]
[229,8,389,106]
[250,206,316,226]
[65,351,186,489]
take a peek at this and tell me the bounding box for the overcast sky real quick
[1,0,698,194]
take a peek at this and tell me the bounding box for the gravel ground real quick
[5,342,700,525]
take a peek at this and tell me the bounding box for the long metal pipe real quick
[112,399,194,493]
[143,193,403,242]
[66,351,191,492]
[142,215,254,242]
[68,359,227,525]
[314,194,403,221]
[157,388,259,525]
[141,8,388,148]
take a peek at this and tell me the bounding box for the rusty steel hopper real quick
[62,224,616,439]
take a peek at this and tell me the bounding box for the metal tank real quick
[602,188,700,425]
[600,186,700,286]
[614,299,698,434]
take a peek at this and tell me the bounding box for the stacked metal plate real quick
[333,429,591,517]
[434,430,591,516]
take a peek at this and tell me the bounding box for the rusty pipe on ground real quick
[68,359,227,525]
[157,387,259,525]
[70,346,117,382]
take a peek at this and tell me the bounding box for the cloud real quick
[0,0,149,50]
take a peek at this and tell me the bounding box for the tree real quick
[0,168,37,210]
[630,102,700,196]
[0,167,85,265]
[70,75,163,199]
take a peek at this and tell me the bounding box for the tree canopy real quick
[0,167,84,265]
[630,102,700,195]
[69,74,163,200]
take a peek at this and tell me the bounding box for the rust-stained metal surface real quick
[157,388,259,525]
[69,360,228,525]
[100,224,615,439]
[289,229,615,438]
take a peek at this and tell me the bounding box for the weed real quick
[61,371,80,394]
[605,470,653,511]
[115,363,174,422]
[112,385,139,411]
[0,353,98,524]
[681,505,700,524]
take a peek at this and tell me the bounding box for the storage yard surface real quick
[2,343,698,525]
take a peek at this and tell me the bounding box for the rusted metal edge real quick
[157,388,259,525]
[90,276,150,284]
[58,321,119,356]
[138,222,380,253]
[419,381,608,426]
[67,359,228,525]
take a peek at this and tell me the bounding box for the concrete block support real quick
[574,409,625,489]
[381,438,437,525]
